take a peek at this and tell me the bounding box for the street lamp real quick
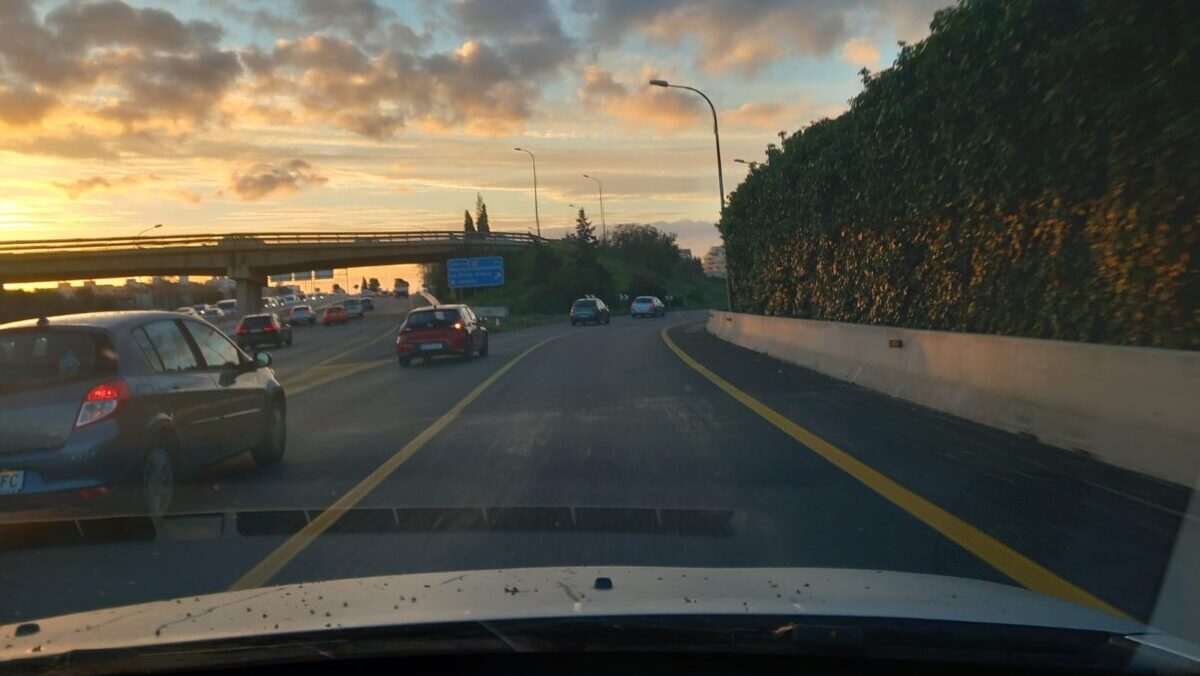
[137,223,163,238]
[513,147,541,238]
[581,174,606,240]
[649,78,732,310]
[734,158,758,169]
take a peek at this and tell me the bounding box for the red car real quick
[322,306,347,325]
[396,305,489,367]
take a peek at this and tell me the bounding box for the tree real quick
[463,209,475,235]
[475,193,490,234]
[566,207,597,263]
[367,278,381,293]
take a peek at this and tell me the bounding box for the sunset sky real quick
[0,0,950,279]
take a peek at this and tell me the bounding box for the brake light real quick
[76,380,130,428]
[264,323,278,332]
[235,325,248,334]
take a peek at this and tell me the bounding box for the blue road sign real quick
[447,256,505,289]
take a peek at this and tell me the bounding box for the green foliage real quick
[475,193,490,234]
[464,225,727,315]
[463,209,475,234]
[609,223,679,279]
[720,0,1198,349]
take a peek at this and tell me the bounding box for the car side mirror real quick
[254,351,272,368]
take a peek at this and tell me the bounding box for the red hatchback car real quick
[396,305,489,367]
[322,306,347,326]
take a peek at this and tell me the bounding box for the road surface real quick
[1,296,1194,639]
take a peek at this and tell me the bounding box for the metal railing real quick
[0,231,544,255]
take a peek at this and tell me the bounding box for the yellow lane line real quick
[286,359,392,396]
[229,333,564,591]
[659,324,1130,619]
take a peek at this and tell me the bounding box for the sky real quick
[0,0,951,282]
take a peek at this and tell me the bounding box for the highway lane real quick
[0,310,1193,639]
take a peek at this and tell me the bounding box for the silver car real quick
[629,296,665,318]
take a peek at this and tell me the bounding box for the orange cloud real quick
[52,174,161,199]
[228,159,327,201]
[841,38,882,68]
[578,66,701,133]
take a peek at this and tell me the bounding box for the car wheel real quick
[140,445,175,519]
[252,401,286,467]
[462,337,474,361]
[398,356,412,367]
[479,337,489,357]
[286,335,293,346]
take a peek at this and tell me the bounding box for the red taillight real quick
[235,325,248,334]
[264,323,278,332]
[77,380,130,428]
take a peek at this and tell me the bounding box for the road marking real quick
[660,324,1131,619]
[287,359,392,396]
[228,333,564,591]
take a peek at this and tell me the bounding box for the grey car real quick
[0,311,286,518]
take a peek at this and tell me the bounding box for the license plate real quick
[0,470,25,495]
[420,343,443,351]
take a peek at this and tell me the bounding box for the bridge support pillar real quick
[231,271,265,315]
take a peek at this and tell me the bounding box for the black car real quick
[235,312,293,348]
[569,297,610,325]
[0,312,286,517]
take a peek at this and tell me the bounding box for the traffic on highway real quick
[0,1,1196,673]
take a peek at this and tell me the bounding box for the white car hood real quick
[0,566,1175,662]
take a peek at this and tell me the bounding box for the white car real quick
[342,298,365,319]
[215,299,238,315]
[175,306,201,317]
[629,296,666,318]
[191,304,225,318]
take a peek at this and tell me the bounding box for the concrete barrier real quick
[707,311,1200,485]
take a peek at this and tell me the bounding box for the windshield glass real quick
[240,315,274,328]
[0,0,1195,670]
[0,329,117,394]
[405,309,460,328]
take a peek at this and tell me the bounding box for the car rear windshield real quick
[292,306,312,313]
[405,309,460,328]
[241,315,274,328]
[345,299,360,307]
[573,300,597,310]
[634,297,654,303]
[0,329,118,394]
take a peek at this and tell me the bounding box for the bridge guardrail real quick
[0,231,543,255]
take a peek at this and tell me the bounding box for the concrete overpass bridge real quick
[0,231,540,313]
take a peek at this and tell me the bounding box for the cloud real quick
[0,0,241,131]
[578,66,701,132]
[229,159,328,201]
[0,87,59,126]
[570,0,950,74]
[446,0,574,77]
[166,187,205,204]
[724,102,796,130]
[0,130,119,159]
[841,37,881,68]
[53,174,160,199]
[571,0,847,74]
[241,31,551,138]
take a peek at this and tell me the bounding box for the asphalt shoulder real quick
[664,319,1191,622]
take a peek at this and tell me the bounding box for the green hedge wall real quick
[721,0,1198,349]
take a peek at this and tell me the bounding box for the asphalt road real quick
[1,299,1195,641]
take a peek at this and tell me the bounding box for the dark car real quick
[361,298,375,311]
[0,312,286,517]
[570,297,610,325]
[235,313,293,349]
[395,305,488,367]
